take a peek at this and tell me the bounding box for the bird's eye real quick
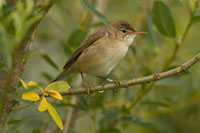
[122,29,127,33]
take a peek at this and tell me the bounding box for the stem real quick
[91,110,97,133]
[0,4,53,131]
[163,11,193,69]
[181,17,192,44]
[163,40,180,68]
[80,11,88,30]
[80,0,96,30]
[63,96,79,133]
[11,105,30,111]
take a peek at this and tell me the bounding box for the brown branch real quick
[0,3,53,131]
[61,53,200,96]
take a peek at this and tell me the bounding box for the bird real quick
[52,20,146,94]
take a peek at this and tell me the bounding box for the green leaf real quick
[180,0,198,11]
[47,103,63,130]
[7,119,22,125]
[80,0,109,25]
[152,1,176,38]
[90,94,104,110]
[192,11,200,23]
[125,88,134,101]
[145,8,160,45]
[134,117,149,127]
[100,128,121,133]
[47,16,68,35]
[60,40,72,55]
[68,29,87,47]
[121,105,130,115]
[41,54,59,70]
[139,66,152,76]
[141,100,171,108]
[130,46,137,56]
[77,95,89,111]
[5,128,20,133]
[41,72,53,81]
[45,81,70,93]
[13,13,23,38]
[121,116,134,122]
[49,0,61,4]
[91,22,105,28]
[99,108,120,126]
[56,101,78,108]
[25,48,38,60]
[32,129,41,133]
[0,62,6,70]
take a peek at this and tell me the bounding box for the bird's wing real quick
[63,29,106,70]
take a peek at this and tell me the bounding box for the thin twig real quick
[63,97,79,133]
[90,109,97,133]
[11,105,30,111]
[163,10,194,68]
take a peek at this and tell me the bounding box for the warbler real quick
[52,20,146,93]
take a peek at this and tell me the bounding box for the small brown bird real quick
[52,20,146,93]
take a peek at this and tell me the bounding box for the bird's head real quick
[110,20,147,45]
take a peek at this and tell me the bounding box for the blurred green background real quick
[4,0,200,132]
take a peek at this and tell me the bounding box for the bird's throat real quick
[125,34,136,46]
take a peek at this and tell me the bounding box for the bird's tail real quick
[51,70,70,83]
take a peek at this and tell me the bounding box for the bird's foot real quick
[82,81,92,96]
[96,76,124,92]
[108,79,123,92]
[80,72,92,97]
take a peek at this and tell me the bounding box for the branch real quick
[61,53,200,96]
[0,3,53,131]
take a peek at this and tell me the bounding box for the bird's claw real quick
[153,73,161,80]
[111,80,122,92]
[82,82,92,96]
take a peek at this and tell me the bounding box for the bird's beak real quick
[134,31,147,34]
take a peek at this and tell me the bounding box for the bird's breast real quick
[76,39,129,76]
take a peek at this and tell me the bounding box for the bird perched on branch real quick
[52,20,146,94]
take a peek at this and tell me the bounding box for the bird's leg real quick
[80,72,91,96]
[96,76,122,92]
